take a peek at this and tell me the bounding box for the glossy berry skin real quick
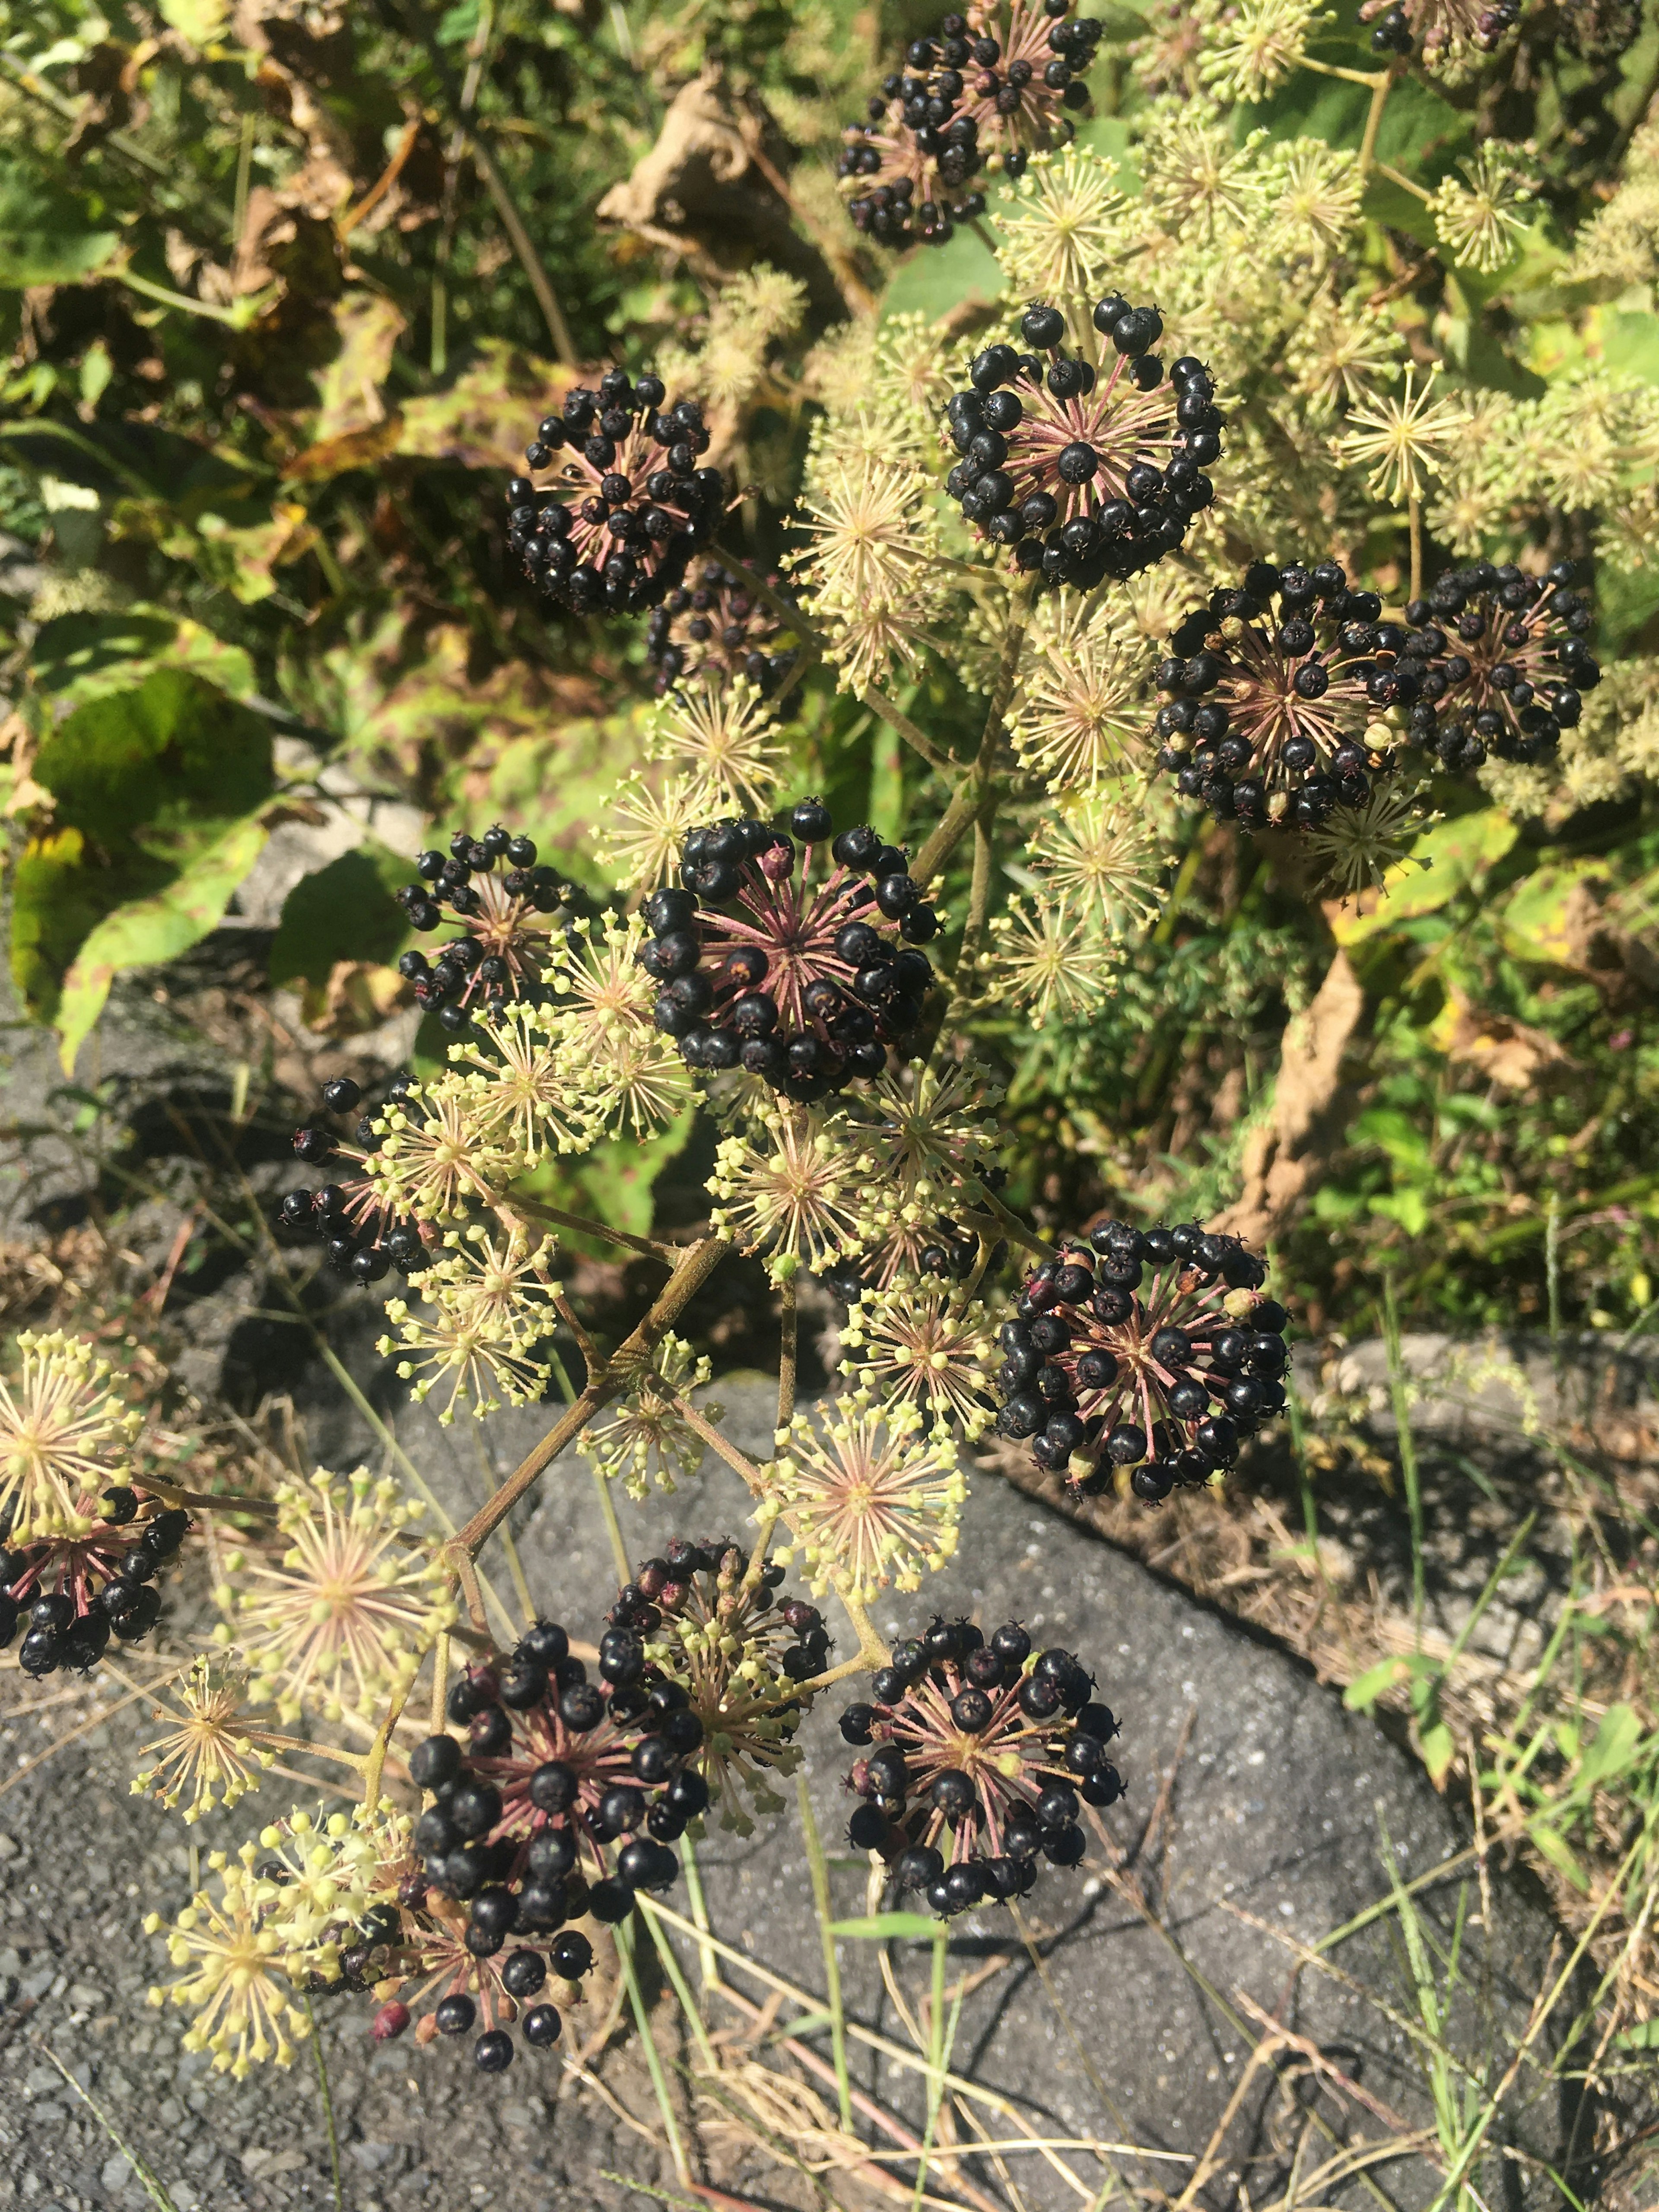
[994,1222,1283,1495]
[507,376,724,617]
[944,299,1223,588]
[841,1618,1119,1916]
[1407,561,1595,778]
[646,808,935,1103]
[0,1492,186,1681]
[1152,563,1424,832]
[837,2,1104,248]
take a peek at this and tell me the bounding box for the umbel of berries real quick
[505,371,725,616]
[392,824,575,1031]
[642,801,938,1103]
[944,300,1222,588]
[1152,562,1432,831]
[840,1618,1121,1917]
[994,1221,1287,1499]
[283,1075,428,1283]
[645,561,798,698]
[1,1495,188,1676]
[838,35,987,248]
[411,1616,701,1948]
[1406,560,1598,775]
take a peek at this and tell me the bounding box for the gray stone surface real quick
[0,1380,1569,2211]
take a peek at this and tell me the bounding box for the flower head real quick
[765,1395,965,1599]
[249,1806,385,1960]
[644,671,788,817]
[995,143,1128,297]
[1430,143,1535,273]
[841,1617,1120,1916]
[363,1077,522,1229]
[1337,368,1468,507]
[1027,790,1166,935]
[839,1285,998,1437]
[132,1656,280,1823]
[146,1861,309,2079]
[1407,560,1599,775]
[645,560,798,698]
[446,1001,598,1165]
[944,299,1224,588]
[597,771,705,893]
[1152,560,1426,831]
[219,1468,454,1724]
[1358,0,1518,67]
[1197,0,1327,103]
[993,1219,1283,1495]
[1304,778,1439,898]
[977,895,1120,1026]
[393,826,574,1018]
[709,1102,874,1281]
[0,1329,140,1541]
[379,1226,559,1424]
[643,808,937,1101]
[507,373,725,616]
[630,1538,827,1832]
[578,1336,724,1500]
[1010,607,1154,789]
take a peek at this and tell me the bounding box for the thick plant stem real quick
[669,1393,769,1492]
[859,683,960,778]
[1357,61,1401,183]
[777,1274,798,1433]
[443,1235,731,1570]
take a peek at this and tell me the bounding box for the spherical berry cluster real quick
[839,3,1102,248]
[0,1494,186,1674]
[1152,561,1424,830]
[944,301,1222,587]
[626,1539,827,1827]
[642,802,937,1102]
[1405,562,1599,775]
[391,825,575,1025]
[1360,0,1516,55]
[645,562,798,699]
[281,1076,428,1283]
[414,1616,699,1927]
[840,1617,1119,1916]
[993,1220,1286,1497]
[505,373,725,615]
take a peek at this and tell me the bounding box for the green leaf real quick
[1418,1721,1456,1785]
[514,1107,696,1254]
[1343,1656,1412,1711]
[268,844,413,992]
[1577,1703,1644,1789]
[1494,859,1608,969]
[30,607,258,711]
[54,815,272,1072]
[1615,2017,1659,2051]
[0,175,118,287]
[1330,809,1519,946]
[398,341,573,474]
[880,222,1004,328]
[826,1913,940,1940]
[9,828,132,1023]
[33,668,273,863]
[1601,307,1659,388]
[1526,1820,1589,1892]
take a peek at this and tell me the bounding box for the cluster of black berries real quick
[1405,561,1598,774]
[505,373,725,616]
[393,825,576,1026]
[1367,3,1416,50]
[994,1221,1286,1499]
[282,1076,427,1282]
[1153,561,1421,830]
[840,1618,1120,1917]
[635,1537,830,1684]
[1360,0,1516,55]
[944,302,1221,588]
[644,562,798,697]
[642,802,936,1102]
[0,1495,186,1675]
[839,3,1102,248]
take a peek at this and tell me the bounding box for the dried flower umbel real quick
[643,803,937,1101]
[840,1616,1120,1916]
[993,1220,1285,1497]
[1407,560,1599,775]
[507,372,726,614]
[1152,560,1428,832]
[944,299,1224,587]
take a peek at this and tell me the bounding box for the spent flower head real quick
[838,1285,998,1438]
[132,1656,280,1824]
[0,1329,140,1542]
[578,1336,724,1500]
[765,1394,965,1599]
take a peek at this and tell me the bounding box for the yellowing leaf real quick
[1330,809,1519,947]
[55,815,271,1072]
[159,0,229,42]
